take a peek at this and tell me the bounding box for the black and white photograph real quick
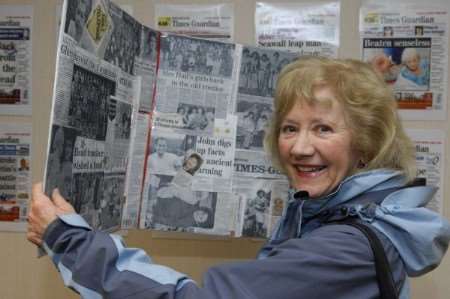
[146,174,217,230]
[98,174,125,230]
[235,101,272,150]
[140,26,159,62]
[160,34,235,78]
[238,47,297,97]
[68,64,116,140]
[64,0,92,44]
[104,4,142,75]
[109,98,132,140]
[69,172,125,230]
[70,172,104,225]
[182,151,203,176]
[242,188,271,238]
[171,150,204,188]
[176,103,215,133]
[45,125,78,199]
[148,133,184,176]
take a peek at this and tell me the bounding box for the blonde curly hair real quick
[264,56,416,182]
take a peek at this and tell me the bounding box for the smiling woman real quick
[277,88,356,198]
[27,57,450,299]
[265,57,417,183]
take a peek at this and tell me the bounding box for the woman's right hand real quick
[26,183,75,246]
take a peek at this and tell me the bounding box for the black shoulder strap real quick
[323,180,426,298]
[340,219,398,299]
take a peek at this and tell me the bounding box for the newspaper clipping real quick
[234,46,297,179]
[139,127,236,234]
[233,178,289,238]
[0,5,33,115]
[360,1,448,120]
[406,129,445,214]
[121,112,149,229]
[155,4,234,42]
[45,0,141,230]
[255,1,340,57]
[0,123,31,231]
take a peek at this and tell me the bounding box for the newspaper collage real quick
[360,1,448,120]
[0,5,33,116]
[0,123,31,231]
[45,0,303,237]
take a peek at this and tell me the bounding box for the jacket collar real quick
[290,169,407,220]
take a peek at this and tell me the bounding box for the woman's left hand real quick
[27,183,75,246]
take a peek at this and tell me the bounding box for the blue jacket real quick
[42,169,450,298]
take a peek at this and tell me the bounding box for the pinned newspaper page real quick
[0,5,33,115]
[233,177,289,238]
[44,0,142,231]
[155,4,234,42]
[0,123,31,232]
[406,129,445,214]
[139,127,236,235]
[255,1,340,57]
[234,46,297,179]
[360,1,448,120]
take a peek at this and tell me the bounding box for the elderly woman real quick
[27,57,449,299]
[395,48,430,90]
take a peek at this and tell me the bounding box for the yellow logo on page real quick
[87,4,109,44]
[158,16,172,27]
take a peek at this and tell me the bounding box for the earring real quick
[358,160,366,168]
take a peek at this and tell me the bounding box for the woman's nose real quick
[290,132,315,157]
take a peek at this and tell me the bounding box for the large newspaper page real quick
[255,1,340,57]
[45,0,142,231]
[0,5,33,116]
[406,129,445,214]
[232,45,296,237]
[155,4,234,42]
[139,34,240,235]
[360,1,448,120]
[0,123,31,231]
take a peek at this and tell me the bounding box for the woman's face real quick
[277,87,358,198]
[405,55,420,72]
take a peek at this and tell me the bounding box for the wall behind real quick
[0,0,448,298]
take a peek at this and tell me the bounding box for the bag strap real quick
[339,219,398,299]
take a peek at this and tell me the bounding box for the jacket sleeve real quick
[43,214,403,299]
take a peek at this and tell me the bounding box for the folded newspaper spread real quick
[44,0,299,238]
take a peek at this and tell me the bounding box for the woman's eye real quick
[316,125,333,134]
[280,125,297,134]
